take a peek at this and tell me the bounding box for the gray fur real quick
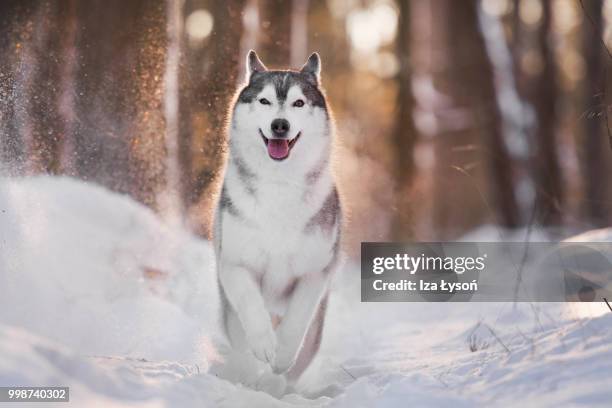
[232,153,257,196]
[238,71,327,110]
[286,293,328,381]
[305,155,329,186]
[305,188,340,234]
[219,187,242,218]
[281,277,299,300]
[322,234,341,276]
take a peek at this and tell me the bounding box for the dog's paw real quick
[246,325,277,364]
[273,344,295,374]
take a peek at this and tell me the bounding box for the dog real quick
[212,50,342,396]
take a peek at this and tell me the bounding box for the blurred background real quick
[1,0,611,256]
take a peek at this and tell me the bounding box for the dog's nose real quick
[271,118,290,137]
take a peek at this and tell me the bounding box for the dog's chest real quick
[255,183,309,228]
[245,182,318,264]
[222,179,334,311]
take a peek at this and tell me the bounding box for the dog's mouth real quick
[259,129,301,161]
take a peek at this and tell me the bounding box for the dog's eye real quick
[293,99,305,108]
[259,98,271,105]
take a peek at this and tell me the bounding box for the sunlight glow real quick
[346,2,397,53]
[519,0,542,26]
[604,0,612,49]
[559,50,585,84]
[521,49,544,76]
[369,51,399,78]
[185,9,214,41]
[552,0,578,34]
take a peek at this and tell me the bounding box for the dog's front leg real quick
[273,272,327,374]
[219,263,277,364]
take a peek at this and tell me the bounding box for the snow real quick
[0,176,221,364]
[1,175,612,407]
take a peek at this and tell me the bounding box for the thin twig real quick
[340,364,357,380]
[604,297,612,312]
[512,199,536,304]
[486,324,511,354]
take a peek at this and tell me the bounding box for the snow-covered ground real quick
[1,176,611,407]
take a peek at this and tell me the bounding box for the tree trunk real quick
[257,0,292,67]
[73,0,167,209]
[0,1,35,173]
[290,0,310,68]
[391,0,419,241]
[57,0,79,175]
[160,0,185,224]
[580,0,611,227]
[531,0,563,225]
[23,1,80,176]
[187,0,246,235]
[432,0,519,238]
[177,0,207,213]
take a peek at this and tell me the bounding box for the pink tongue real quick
[267,139,290,160]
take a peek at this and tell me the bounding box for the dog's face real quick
[230,51,330,170]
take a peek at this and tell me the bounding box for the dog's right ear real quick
[246,50,267,80]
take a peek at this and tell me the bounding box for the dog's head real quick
[230,51,330,167]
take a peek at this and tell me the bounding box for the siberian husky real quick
[212,50,342,396]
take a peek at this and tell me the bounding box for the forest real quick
[1,0,611,253]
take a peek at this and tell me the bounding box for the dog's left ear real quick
[300,52,321,84]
